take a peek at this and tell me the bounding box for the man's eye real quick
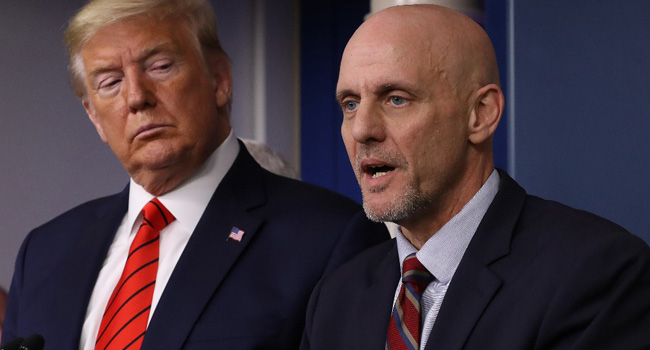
[154,63,171,71]
[98,78,121,91]
[151,60,173,72]
[344,101,359,111]
[390,96,406,106]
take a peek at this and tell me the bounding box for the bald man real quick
[301,5,650,350]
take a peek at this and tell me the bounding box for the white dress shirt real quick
[392,170,500,350]
[79,132,239,350]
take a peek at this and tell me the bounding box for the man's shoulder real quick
[15,189,127,278]
[31,189,127,236]
[236,143,361,213]
[254,171,388,251]
[261,170,362,213]
[494,170,646,251]
[490,192,650,278]
[521,194,644,247]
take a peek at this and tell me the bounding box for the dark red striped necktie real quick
[95,198,175,350]
[386,253,434,350]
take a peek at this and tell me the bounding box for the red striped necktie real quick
[386,253,434,350]
[95,198,175,350]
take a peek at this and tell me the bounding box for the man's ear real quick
[208,53,232,109]
[83,99,108,143]
[468,84,504,145]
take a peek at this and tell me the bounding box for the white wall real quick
[0,0,298,290]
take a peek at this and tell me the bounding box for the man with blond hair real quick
[2,0,387,348]
[301,5,650,350]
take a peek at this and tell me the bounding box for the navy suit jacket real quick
[3,144,389,349]
[302,170,650,350]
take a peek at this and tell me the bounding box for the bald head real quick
[345,5,500,94]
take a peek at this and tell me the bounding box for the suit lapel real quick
[143,146,266,349]
[355,242,401,350]
[49,187,129,348]
[424,255,502,350]
[425,170,526,350]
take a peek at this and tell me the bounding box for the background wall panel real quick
[512,0,650,242]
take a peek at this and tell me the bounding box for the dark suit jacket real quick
[2,144,389,349]
[302,170,650,350]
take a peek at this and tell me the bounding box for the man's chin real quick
[361,196,397,223]
[132,145,183,169]
[361,185,430,223]
[125,155,178,181]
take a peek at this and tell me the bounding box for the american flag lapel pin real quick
[227,227,245,242]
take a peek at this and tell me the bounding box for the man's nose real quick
[125,70,156,112]
[349,102,386,144]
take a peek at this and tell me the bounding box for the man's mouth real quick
[134,123,168,140]
[366,164,395,179]
[360,159,397,180]
[356,149,405,185]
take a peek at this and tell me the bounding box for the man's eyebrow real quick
[336,82,416,101]
[375,82,414,94]
[335,89,357,102]
[87,63,121,81]
[138,41,175,59]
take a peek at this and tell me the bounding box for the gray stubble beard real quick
[362,182,433,223]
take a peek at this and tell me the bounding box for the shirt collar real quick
[395,169,500,283]
[126,131,240,235]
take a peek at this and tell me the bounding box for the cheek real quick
[396,122,430,156]
[395,123,443,182]
[93,114,122,141]
[175,82,218,120]
[90,96,128,125]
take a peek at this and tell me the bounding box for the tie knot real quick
[402,253,434,291]
[142,198,175,231]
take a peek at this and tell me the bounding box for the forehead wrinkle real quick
[339,19,463,104]
[84,39,179,79]
[96,37,175,62]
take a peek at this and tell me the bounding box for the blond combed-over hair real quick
[64,0,226,98]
